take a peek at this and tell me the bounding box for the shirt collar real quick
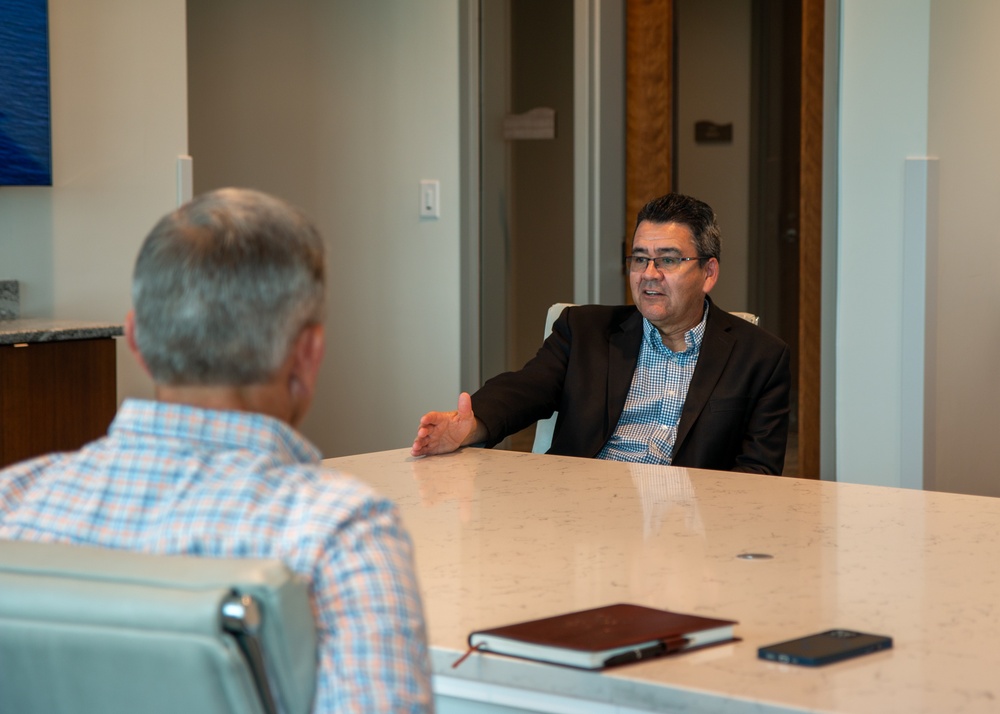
[110,398,323,464]
[641,299,709,354]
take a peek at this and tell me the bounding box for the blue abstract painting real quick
[0,0,52,185]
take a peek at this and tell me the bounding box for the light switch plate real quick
[420,179,440,219]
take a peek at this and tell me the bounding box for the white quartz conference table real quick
[324,447,1000,713]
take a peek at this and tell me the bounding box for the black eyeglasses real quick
[625,255,702,273]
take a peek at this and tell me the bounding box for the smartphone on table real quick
[758,629,892,666]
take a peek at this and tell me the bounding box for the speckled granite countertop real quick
[326,447,1000,714]
[0,280,18,320]
[0,319,124,345]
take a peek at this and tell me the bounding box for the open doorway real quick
[748,0,803,475]
[673,0,802,474]
[479,0,575,381]
[479,0,576,450]
[475,0,626,451]
[631,0,821,477]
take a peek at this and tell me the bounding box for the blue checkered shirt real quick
[597,303,708,464]
[0,399,432,713]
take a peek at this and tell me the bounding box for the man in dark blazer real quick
[411,193,790,475]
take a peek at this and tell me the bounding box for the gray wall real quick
[925,0,1000,496]
[187,0,463,457]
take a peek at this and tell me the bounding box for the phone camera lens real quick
[829,630,856,638]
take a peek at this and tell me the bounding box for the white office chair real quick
[530,304,760,454]
[530,303,575,453]
[0,540,317,714]
[729,311,760,326]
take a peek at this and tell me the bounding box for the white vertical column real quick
[835,0,931,488]
[900,157,938,490]
[176,155,193,206]
[573,0,594,304]
[573,0,625,307]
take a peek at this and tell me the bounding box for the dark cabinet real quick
[0,338,117,469]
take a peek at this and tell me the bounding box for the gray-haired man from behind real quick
[0,188,433,713]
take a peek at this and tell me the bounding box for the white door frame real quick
[574,0,626,307]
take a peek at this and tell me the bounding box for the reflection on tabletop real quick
[409,455,477,523]
[628,462,705,539]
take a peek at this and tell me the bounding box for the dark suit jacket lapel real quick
[674,303,736,453]
[606,310,644,439]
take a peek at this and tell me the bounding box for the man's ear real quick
[289,323,325,402]
[702,257,720,294]
[124,310,152,377]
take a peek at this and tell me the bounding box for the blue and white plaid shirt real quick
[0,399,432,714]
[598,302,708,464]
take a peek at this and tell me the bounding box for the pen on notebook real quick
[602,637,690,667]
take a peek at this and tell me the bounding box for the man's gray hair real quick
[131,188,326,386]
[635,192,722,263]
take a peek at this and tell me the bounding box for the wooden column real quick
[626,0,673,263]
[798,0,823,477]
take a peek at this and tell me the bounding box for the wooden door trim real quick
[798,0,823,477]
